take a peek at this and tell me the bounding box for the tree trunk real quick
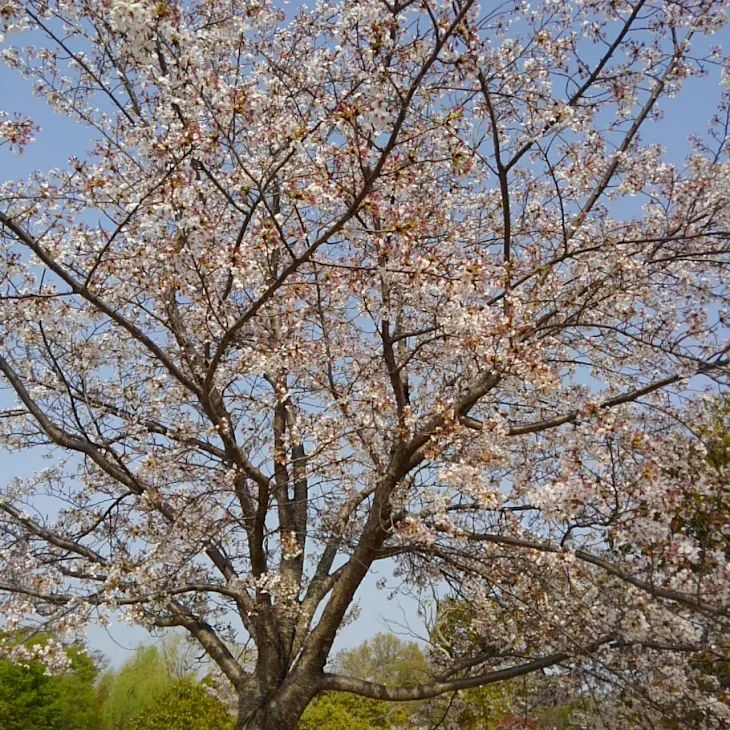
[235,706,295,730]
[235,672,318,730]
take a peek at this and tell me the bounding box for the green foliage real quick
[332,633,428,687]
[429,600,593,730]
[704,395,730,473]
[55,644,104,730]
[297,634,430,729]
[126,680,234,730]
[534,699,589,730]
[99,644,177,730]
[0,633,102,730]
[0,655,66,730]
[429,599,519,730]
[667,396,730,569]
[449,683,518,730]
[666,396,730,723]
[98,633,208,730]
[157,633,200,681]
[297,692,392,730]
[324,633,429,727]
[431,598,487,655]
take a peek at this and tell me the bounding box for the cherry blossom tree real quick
[1,0,730,727]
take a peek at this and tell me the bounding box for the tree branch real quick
[319,636,614,700]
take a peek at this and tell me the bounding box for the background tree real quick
[98,636,196,730]
[0,632,103,730]
[331,634,428,688]
[99,645,172,730]
[158,632,203,682]
[308,633,429,728]
[2,0,730,728]
[426,600,524,729]
[126,680,234,730]
[297,692,395,730]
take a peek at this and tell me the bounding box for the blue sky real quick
[2,11,730,667]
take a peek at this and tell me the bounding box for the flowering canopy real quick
[1,0,730,727]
